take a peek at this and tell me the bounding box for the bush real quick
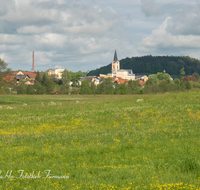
[152,84,160,93]
[192,72,200,81]
[174,78,180,86]
[119,83,128,94]
[70,90,79,95]
[159,80,168,93]
[33,83,45,94]
[193,82,200,88]
[185,81,193,89]
[180,81,186,90]
[183,75,197,82]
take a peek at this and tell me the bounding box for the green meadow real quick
[0,91,200,190]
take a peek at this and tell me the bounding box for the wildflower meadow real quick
[0,91,200,189]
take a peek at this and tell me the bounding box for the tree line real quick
[80,69,200,95]
[0,59,86,94]
[1,58,200,95]
[16,70,86,94]
[87,55,200,77]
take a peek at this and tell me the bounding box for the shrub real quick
[70,90,79,95]
[193,82,200,88]
[182,75,197,82]
[174,78,180,86]
[159,80,168,93]
[192,72,200,81]
[185,81,193,89]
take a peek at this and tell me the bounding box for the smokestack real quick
[32,51,35,72]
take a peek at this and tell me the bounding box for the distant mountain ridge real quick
[87,55,200,77]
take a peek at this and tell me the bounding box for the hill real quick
[87,55,200,77]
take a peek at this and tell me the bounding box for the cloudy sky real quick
[0,0,200,72]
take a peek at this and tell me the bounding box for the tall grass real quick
[0,91,200,189]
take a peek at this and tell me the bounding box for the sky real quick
[0,0,200,72]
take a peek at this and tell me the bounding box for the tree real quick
[17,79,27,94]
[97,78,114,94]
[156,72,169,81]
[119,83,128,94]
[33,83,45,94]
[90,82,96,94]
[182,75,197,82]
[80,80,91,94]
[159,80,168,93]
[148,74,157,84]
[41,73,53,93]
[62,69,70,84]
[61,69,70,92]
[0,59,12,94]
[35,71,42,83]
[0,59,9,74]
[192,72,200,81]
[68,70,85,87]
[174,78,180,86]
[180,67,186,80]
[68,71,76,87]
[27,85,35,94]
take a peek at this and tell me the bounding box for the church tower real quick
[112,49,120,74]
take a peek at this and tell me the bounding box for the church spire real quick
[113,49,118,62]
[112,49,120,74]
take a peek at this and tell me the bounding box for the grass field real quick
[0,91,200,189]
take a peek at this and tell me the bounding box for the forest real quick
[87,55,200,77]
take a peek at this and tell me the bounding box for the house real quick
[139,80,145,87]
[112,77,129,84]
[80,76,101,86]
[13,71,37,80]
[46,66,64,79]
[114,69,135,80]
[136,75,148,82]
[25,80,34,85]
[10,71,37,85]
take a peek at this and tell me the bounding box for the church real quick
[110,49,135,80]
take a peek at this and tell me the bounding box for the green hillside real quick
[87,55,200,77]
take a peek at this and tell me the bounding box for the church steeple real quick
[113,49,118,62]
[112,49,120,74]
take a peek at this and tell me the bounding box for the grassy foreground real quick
[0,91,200,190]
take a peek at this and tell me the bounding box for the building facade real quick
[111,50,135,80]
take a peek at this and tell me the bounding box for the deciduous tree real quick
[180,67,186,80]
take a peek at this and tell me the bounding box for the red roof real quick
[139,80,144,86]
[3,76,15,82]
[13,71,37,78]
[112,77,129,84]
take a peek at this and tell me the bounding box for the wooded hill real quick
[87,55,200,77]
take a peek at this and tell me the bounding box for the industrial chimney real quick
[32,51,35,72]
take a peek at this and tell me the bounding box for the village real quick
[2,50,176,94]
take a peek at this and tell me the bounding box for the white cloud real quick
[138,16,200,58]
[17,26,50,34]
[166,5,200,36]
[1,0,200,72]
[0,34,23,44]
[0,0,126,71]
